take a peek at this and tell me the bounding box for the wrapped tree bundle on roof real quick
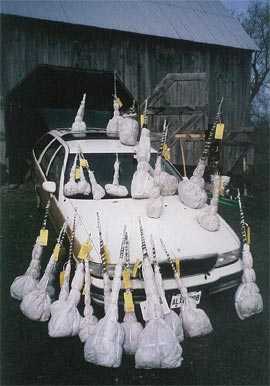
[196,175,221,232]
[71,93,87,135]
[84,227,126,367]
[20,223,67,322]
[234,191,263,320]
[79,258,98,342]
[150,235,184,342]
[10,199,51,300]
[106,71,124,137]
[163,240,213,338]
[135,220,182,369]
[121,232,143,355]
[48,213,84,337]
[178,98,224,209]
[119,100,139,146]
[105,154,128,197]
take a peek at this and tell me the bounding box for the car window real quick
[64,153,181,199]
[33,134,54,162]
[47,146,65,198]
[40,139,59,174]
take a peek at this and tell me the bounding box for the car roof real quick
[49,129,158,154]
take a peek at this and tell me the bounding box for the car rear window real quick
[40,139,60,174]
[64,153,180,199]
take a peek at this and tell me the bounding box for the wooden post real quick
[179,138,187,177]
[242,157,248,196]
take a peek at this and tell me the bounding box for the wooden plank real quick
[147,105,206,115]
[167,113,204,143]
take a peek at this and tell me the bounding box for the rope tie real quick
[96,212,108,274]
[42,200,51,230]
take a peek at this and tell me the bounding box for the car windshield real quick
[64,152,181,199]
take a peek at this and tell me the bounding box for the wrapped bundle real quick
[10,236,43,300]
[48,214,84,337]
[150,235,184,342]
[79,258,98,342]
[159,171,178,196]
[84,227,126,367]
[71,94,87,135]
[196,175,221,232]
[178,98,224,209]
[121,232,143,355]
[135,221,182,369]
[234,191,263,320]
[105,154,128,197]
[50,260,71,315]
[20,254,56,321]
[77,166,91,195]
[48,262,84,337]
[119,101,139,146]
[106,72,124,137]
[87,168,105,200]
[64,154,78,196]
[163,240,213,338]
[146,186,163,218]
[20,223,67,321]
[96,212,111,313]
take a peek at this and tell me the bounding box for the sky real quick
[221,0,251,13]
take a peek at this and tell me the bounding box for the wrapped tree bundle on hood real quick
[178,98,224,209]
[163,240,213,338]
[77,164,91,196]
[10,199,51,300]
[234,191,263,320]
[131,121,154,198]
[84,227,126,367]
[196,175,221,232]
[10,236,43,300]
[20,223,67,322]
[135,220,183,369]
[78,151,105,200]
[48,213,84,337]
[105,154,128,197]
[146,185,163,219]
[106,71,124,137]
[119,100,139,146]
[79,258,98,342]
[150,235,184,342]
[64,154,78,197]
[121,232,143,355]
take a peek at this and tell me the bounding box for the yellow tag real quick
[75,168,80,180]
[78,242,92,260]
[140,115,144,128]
[162,144,170,160]
[59,271,65,287]
[116,97,123,108]
[53,243,61,261]
[247,226,251,245]
[215,123,225,139]
[123,268,131,289]
[124,291,135,313]
[80,158,88,168]
[175,259,181,277]
[132,259,140,278]
[39,229,48,246]
[104,245,110,264]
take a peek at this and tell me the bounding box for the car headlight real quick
[215,248,240,267]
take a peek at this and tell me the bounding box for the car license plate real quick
[170,291,201,309]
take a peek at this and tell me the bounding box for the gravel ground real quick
[0,184,269,386]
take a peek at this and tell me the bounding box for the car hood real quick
[62,196,240,264]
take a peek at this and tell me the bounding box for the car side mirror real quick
[42,181,56,194]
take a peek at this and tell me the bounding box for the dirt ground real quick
[0,183,269,386]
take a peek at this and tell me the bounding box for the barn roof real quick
[1,0,258,51]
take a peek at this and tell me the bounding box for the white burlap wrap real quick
[147,186,163,218]
[122,312,143,355]
[10,237,43,300]
[119,116,139,146]
[181,296,213,338]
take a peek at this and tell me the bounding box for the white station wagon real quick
[31,127,242,307]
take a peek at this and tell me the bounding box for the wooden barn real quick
[0,0,257,182]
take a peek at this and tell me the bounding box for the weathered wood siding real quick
[1,15,252,167]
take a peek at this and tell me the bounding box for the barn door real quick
[145,73,208,167]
